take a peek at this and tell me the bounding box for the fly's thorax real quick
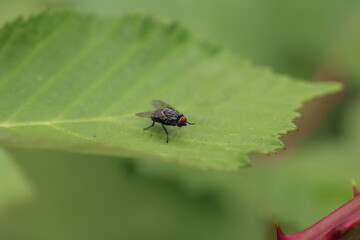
[151,108,181,125]
[163,108,181,124]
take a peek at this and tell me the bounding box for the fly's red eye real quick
[180,117,187,123]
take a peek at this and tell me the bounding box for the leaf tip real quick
[315,80,344,96]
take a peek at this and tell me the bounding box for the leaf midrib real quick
[0,115,248,149]
[0,115,130,127]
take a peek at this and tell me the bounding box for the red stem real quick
[276,182,360,240]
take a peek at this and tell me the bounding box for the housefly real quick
[135,100,195,143]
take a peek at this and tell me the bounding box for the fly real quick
[135,100,195,143]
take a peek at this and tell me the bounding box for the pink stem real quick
[276,182,360,240]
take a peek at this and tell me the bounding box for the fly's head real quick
[177,115,195,127]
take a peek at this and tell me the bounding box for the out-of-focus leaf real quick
[0,0,39,26]
[0,148,32,210]
[0,149,265,240]
[0,12,340,171]
[75,0,360,79]
[326,4,360,80]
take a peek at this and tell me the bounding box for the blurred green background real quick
[0,0,359,239]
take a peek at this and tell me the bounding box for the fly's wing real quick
[135,111,154,118]
[151,100,175,110]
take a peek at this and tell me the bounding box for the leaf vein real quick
[0,18,72,88]
[54,27,161,120]
[3,22,120,123]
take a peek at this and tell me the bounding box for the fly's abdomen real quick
[150,109,168,123]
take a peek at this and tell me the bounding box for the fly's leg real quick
[161,124,169,143]
[143,121,155,130]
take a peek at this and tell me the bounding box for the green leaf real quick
[0,12,341,171]
[0,148,32,210]
[326,4,360,81]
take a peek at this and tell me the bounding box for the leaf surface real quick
[0,12,341,170]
